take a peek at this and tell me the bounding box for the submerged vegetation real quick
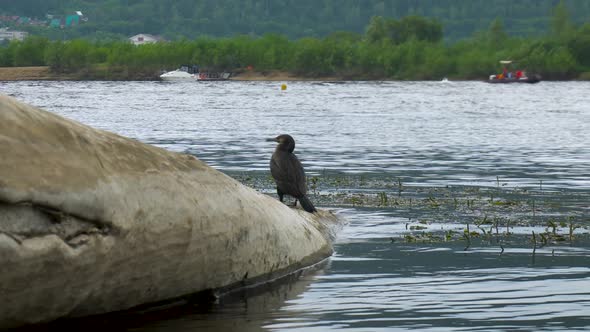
[230,170,590,249]
[0,2,589,80]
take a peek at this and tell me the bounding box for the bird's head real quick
[268,134,295,153]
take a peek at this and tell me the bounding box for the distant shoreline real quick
[0,66,54,81]
[0,66,585,82]
[0,66,343,82]
[0,66,82,81]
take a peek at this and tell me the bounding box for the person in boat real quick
[516,70,523,79]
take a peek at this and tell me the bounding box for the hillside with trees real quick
[1,1,589,81]
[1,0,590,41]
[2,1,589,81]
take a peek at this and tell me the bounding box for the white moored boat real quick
[160,65,231,81]
[160,65,198,81]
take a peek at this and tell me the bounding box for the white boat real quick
[160,65,231,81]
[160,69,196,81]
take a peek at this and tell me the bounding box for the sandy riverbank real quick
[0,66,53,80]
[231,70,339,81]
[0,66,342,81]
[0,66,81,81]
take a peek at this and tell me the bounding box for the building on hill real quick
[0,28,28,41]
[129,34,164,45]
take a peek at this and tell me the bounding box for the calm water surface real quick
[2,80,589,331]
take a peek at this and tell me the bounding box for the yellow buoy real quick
[281,84,287,91]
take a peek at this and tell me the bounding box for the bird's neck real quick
[276,145,294,153]
[275,148,291,154]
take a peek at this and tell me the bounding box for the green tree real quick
[488,18,508,49]
[569,23,590,68]
[390,15,443,44]
[365,16,388,43]
[44,41,65,71]
[551,0,574,39]
[63,40,93,70]
[365,15,442,45]
[0,42,17,66]
[11,37,49,66]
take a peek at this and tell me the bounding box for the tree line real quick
[1,2,589,80]
[2,0,590,41]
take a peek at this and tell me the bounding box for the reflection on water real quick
[3,81,590,331]
[274,251,590,331]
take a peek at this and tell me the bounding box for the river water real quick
[2,80,590,331]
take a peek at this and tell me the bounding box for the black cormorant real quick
[268,134,317,213]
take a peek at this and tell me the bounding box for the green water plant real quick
[378,192,388,207]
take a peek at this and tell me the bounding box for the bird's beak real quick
[266,137,278,143]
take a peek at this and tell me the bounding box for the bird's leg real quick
[277,189,284,202]
[289,199,298,207]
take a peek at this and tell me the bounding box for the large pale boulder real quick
[0,95,339,328]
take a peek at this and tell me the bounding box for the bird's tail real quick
[299,195,317,213]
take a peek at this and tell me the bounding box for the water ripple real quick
[2,81,589,190]
[2,81,589,332]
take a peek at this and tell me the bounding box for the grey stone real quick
[0,95,340,328]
